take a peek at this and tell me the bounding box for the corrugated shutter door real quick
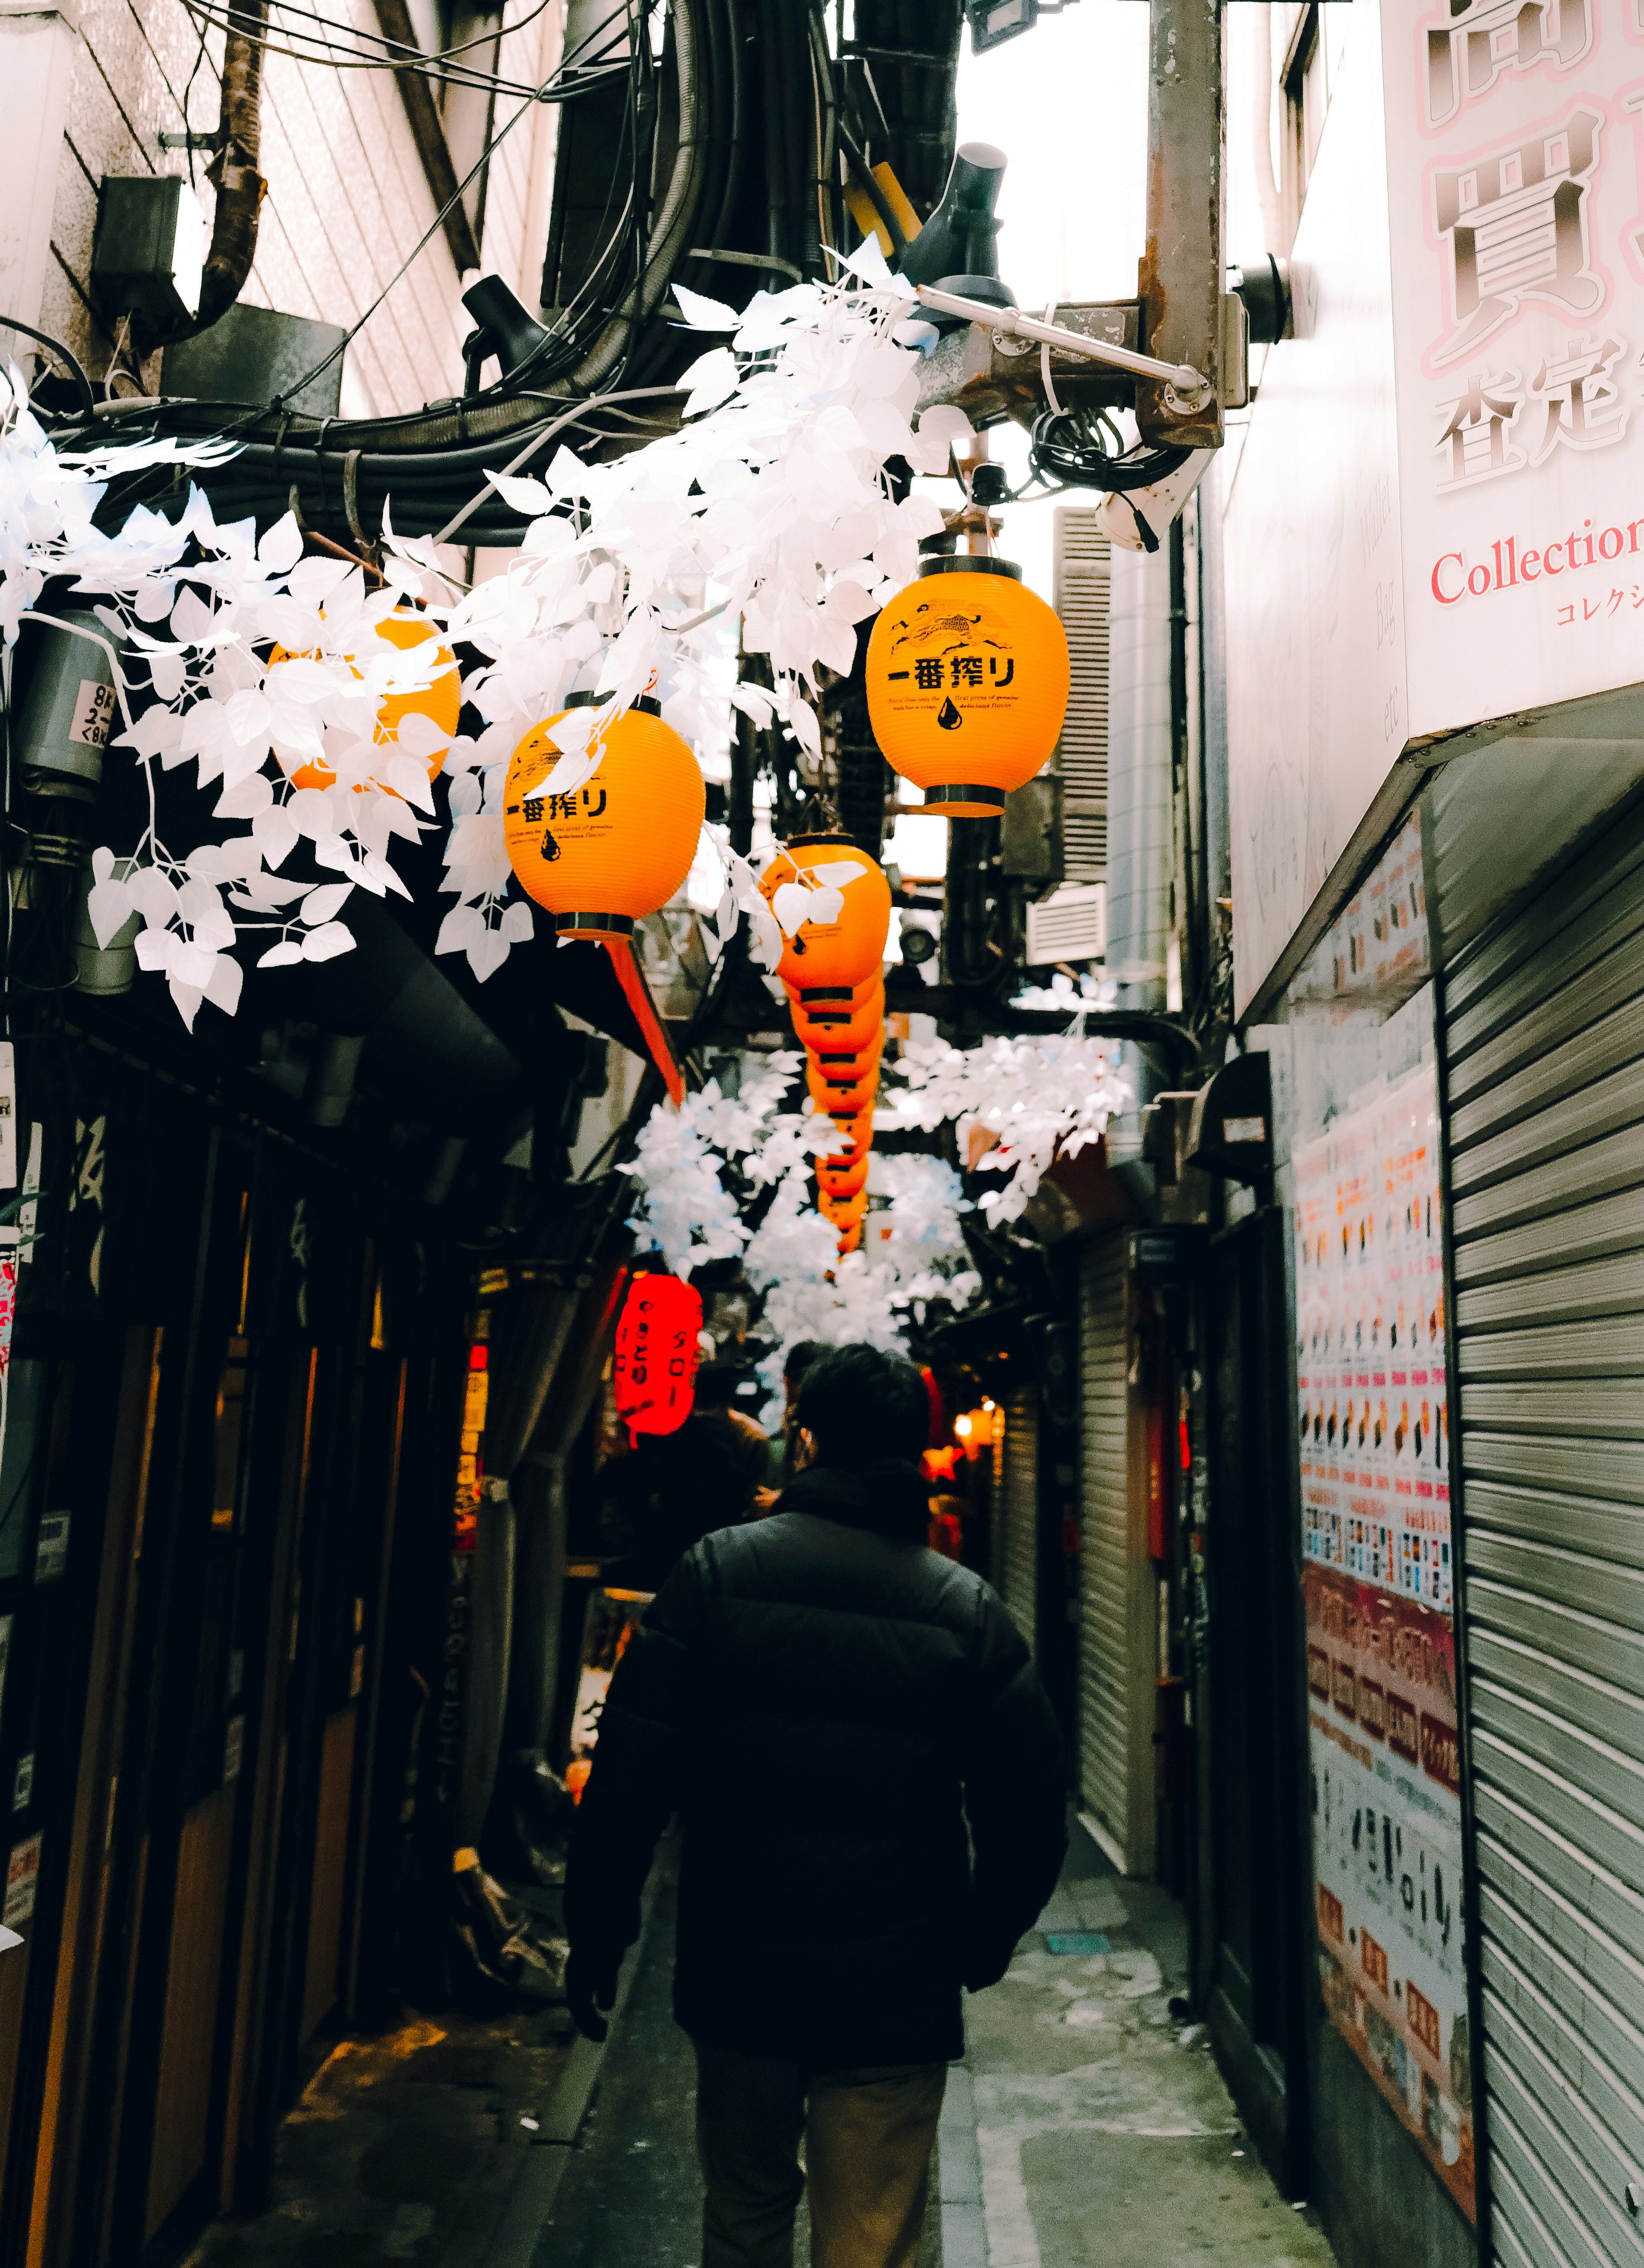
[1443,800,1644,2268]
[1053,508,1110,883]
[1001,1388,1038,1656]
[1079,1233,1130,1842]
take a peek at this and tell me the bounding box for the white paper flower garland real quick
[0,241,976,1029]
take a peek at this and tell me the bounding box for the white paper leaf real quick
[385,754,436,811]
[258,510,305,571]
[436,905,486,955]
[86,878,134,948]
[485,470,555,515]
[672,284,741,330]
[91,845,116,886]
[204,952,243,1016]
[253,803,300,868]
[808,860,867,887]
[771,881,812,935]
[135,925,177,973]
[806,885,844,926]
[127,866,180,923]
[467,926,511,981]
[301,921,355,962]
[498,899,534,943]
[302,882,354,925]
[167,977,203,1031]
[257,939,305,967]
[215,770,274,820]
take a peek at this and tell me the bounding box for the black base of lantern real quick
[556,912,636,938]
[923,783,1007,814]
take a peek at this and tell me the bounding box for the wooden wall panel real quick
[144,1785,235,2240]
[298,1708,356,2044]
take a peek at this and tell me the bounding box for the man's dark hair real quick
[795,1343,928,1469]
[694,1360,738,1411]
[783,1339,820,1387]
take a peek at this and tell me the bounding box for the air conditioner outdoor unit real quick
[1025,882,1106,966]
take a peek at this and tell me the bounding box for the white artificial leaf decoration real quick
[204,952,244,1016]
[257,940,305,968]
[672,284,741,330]
[485,470,556,515]
[301,921,355,962]
[258,511,304,570]
[467,926,511,981]
[302,881,354,925]
[498,899,533,943]
[770,881,812,936]
[436,905,486,956]
[86,878,134,948]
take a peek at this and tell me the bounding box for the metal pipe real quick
[1105,542,1176,1146]
[913,284,1210,404]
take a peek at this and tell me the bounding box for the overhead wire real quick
[173,0,628,100]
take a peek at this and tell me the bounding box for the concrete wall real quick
[39,0,562,412]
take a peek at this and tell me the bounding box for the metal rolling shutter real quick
[1079,1234,1130,1844]
[1052,509,1110,882]
[1443,800,1644,2268]
[1001,1387,1039,1656]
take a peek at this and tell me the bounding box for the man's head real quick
[783,1340,819,1396]
[694,1360,738,1413]
[794,1342,929,1470]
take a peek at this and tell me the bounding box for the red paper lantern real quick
[613,1271,703,1438]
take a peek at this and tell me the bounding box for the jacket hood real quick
[779,1459,931,1544]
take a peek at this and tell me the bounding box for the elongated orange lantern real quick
[865,556,1070,818]
[282,608,461,793]
[503,694,704,940]
[788,978,886,1054]
[613,1271,702,1438]
[760,837,891,990]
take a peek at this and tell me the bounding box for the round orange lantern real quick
[281,609,461,793]
[613,1271,703,1438]
[503,694,705,940]
[865,556,1070,818]
[760,837,890,989]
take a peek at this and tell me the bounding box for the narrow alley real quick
[180,1818,1340,2268]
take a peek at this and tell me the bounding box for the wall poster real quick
[1293,1063,1473,2217]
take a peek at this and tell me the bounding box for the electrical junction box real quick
[91,176,203,328]
[1186,1051,1273,1184]
[1001,773,1064,900]
[163,301,345,418]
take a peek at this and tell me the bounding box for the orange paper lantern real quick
[788,978,886,1054]
[613,1271,702,1438]
[282,608,461,793]
[866,556,1070,818]
[760,837,890,990]
[503,694,705,940]
[807,1057,879,1119]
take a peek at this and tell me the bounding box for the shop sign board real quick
[1293,1065,1473,2217]
[1226,0,1644,1016]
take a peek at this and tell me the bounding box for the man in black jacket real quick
[564,1342,1067,2268]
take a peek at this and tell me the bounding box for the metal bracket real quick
[913,285,1213,412]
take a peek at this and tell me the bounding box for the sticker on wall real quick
[4,1831,41,1927]
[33,1510,70,1584]
[0,1044,15,1191]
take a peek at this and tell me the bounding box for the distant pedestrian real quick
[600,1365,768,1594]
[565,1341,1067,2268]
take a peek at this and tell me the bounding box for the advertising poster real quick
[1293,1065,1471,2214]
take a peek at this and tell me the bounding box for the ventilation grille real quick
[1027,883,1107,966]
[1053,507,1110,884]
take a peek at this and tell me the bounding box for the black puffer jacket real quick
[565,1459,1067,2066]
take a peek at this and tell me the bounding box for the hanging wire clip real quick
[911,286,1213,414]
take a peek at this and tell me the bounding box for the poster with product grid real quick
[1293,1065,1472,2217]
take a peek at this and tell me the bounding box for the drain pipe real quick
[137,0,268,349]
[1104,539,1174,1178]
